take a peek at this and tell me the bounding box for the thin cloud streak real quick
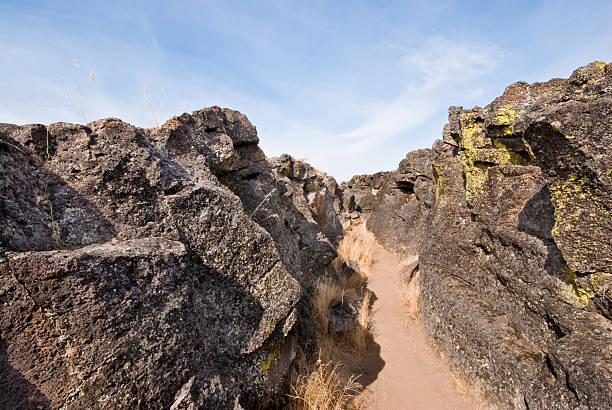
[401,36,506,86]
[332,36,506,156]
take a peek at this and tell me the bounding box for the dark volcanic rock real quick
[365,149,437,255]
[5,238,286,408]
[339,259,361,280]
[0,107,341,408]
[341,172,392,215]
[327,299,358,336]
[269,154,344,247]
[3,61,612,409]
[343,61,612,408]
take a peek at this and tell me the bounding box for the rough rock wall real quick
[268,154,343,245]
[0,107,341,409]
[341,172,392,215]
[343,62,612,408]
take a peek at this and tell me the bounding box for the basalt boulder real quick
[0,107,338,408]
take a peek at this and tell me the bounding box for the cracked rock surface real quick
[0,107,342,409]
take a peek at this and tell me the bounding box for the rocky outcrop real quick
[341,172,392,216]
[343,61,612,408]
[3,61,611,409]
[269,154,343,248]
[362,149,437,255]
[0,107,341,408]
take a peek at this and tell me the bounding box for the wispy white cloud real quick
[339,91,437,153]
[401,36,506,86]
[332,36,506,155]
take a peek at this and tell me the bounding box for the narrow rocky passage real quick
[342,222,486,410]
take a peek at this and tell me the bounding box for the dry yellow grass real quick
[336,222,376,272]
[310,280,371,361]
[401,267,421,320]
[290,287,367,409]
[346,290,372,354]
[290,272,372,408]
[451,374,469,396]
[288,222,380,409]
[333,259,367,289]
[288,357,362,410]
[312,280,352,331]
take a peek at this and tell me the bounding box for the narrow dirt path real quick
[343,223,486,410]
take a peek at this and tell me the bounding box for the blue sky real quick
[1,1,611,181]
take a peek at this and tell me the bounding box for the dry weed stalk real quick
[249,188,277,219]
[0,139,23,152]
[347,291,371,354]
[65,59,95,123]
[144,85,165,129]
[288,356,361,410]
[401,267,421,320]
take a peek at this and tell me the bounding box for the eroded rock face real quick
[341,172,392,216]
[269,154,343,246]
[0,107,339,408]
[364,149,438,255]
[343,61,612,408]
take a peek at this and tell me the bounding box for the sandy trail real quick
[344,223,485,410]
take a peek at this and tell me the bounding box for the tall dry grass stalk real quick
[144,85,165,129]
[288,356,361,410]
[64,59,95,123]
[347,291,371,354]
[401,266,421,320]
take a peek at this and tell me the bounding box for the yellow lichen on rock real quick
[459,111,490,202]
[549,173,590,236]
[559,281,593,309]
[589,273,612,294]
[259,337,285,372]
[459,112,487,150]
[495,104,517,126]
[432,161,451,209]
[462,159,488,203]
[560,266,595,309]
[547,171,612,276]
[304,182,318,192]
[458,109,531,203]
[495,104,518,136]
